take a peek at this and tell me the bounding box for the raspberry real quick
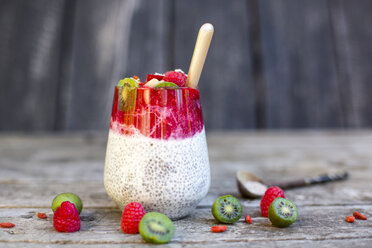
[121,202,146,234]
[53,201,80,232]
[260,186,285,217]
[163,70,187,87]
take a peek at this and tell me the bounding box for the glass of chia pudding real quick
[104,71,210,220]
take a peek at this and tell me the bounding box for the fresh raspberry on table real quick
[260,186,285,217]
[53,201,81,232]
[163,70,187,87]
[121,202,146,234]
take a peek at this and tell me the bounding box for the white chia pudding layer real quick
[104,127,210,220]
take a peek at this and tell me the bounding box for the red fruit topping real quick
[146,74,164,82]
[353,211,367,220]
[211,225,228,233]
[53,201,81,232]
[345,216,355,223]
[121,202,146,234]
[110,87,203,140]
[163,71,187,87]
[133,75,141,81]
[260,186,285,217]
[37,212,47,219]
[245,215,252,224]
[0,222,15,228]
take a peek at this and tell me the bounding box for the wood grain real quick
[328,0,372,127]
[0,131,372,246]
[259,0,343,128]
[65,0,136,131]
[125,0,173,80]
[0,206,371,245]
[2,0,372,131]
[174,0,256,129]
[0,0,65,131]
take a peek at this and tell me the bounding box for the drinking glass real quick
[104,86,210,219]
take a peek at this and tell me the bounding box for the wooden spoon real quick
[186,23,214,89]
[237,170,349,198]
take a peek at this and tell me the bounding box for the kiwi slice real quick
[139,212,175,244]
[212,195,242,224]
[117,78,138,112]
[154,82,179,88]
[52,192,83,214]
[268,197,298,227]
[117,77,139,87]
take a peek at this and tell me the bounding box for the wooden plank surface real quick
[125,0,173,80]
[65,0,136,131]
[328,0,372,127]
[260,0,343,128]
[0,206,371,246]
[0,0,65,131]
[2,0,372,130]
[174,0,256,129]
[0,131,372,247]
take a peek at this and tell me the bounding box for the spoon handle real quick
[186,23,214,89]
[269,171,349,189]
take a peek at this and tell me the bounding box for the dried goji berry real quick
[345,216,355,223]
[37,212,47,219]
[133,75,140,81]
[353,211,367,220]
[211,225,228,233]
[0,222,15,228]
[245,215,252,224]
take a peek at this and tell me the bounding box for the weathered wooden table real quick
[0,131,371,247]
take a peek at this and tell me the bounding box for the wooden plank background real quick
[1,0,372,131]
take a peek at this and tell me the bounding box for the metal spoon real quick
[236,170,349,198]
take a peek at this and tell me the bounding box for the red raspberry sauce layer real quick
[110,87,204,140]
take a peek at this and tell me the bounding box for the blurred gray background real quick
[1,0,372,132]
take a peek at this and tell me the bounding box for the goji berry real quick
[211,225,228,233]
[353,211,367,220]
[37,212,47,219]
[345,216,355,223]
[245,215,252,224]
[133,75,140,81]
[0,222,15,228]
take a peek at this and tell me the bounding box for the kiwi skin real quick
[212,195,242,224]
[268,197,298,228]
[139,212,175,244]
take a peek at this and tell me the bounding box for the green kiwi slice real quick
[52,192,83,214]
[139,212,175,244]
[154,82,179,88]
[117,78,138,112]
[268,197,298,227]
[117,77,139,87]
[212,195,242,224]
